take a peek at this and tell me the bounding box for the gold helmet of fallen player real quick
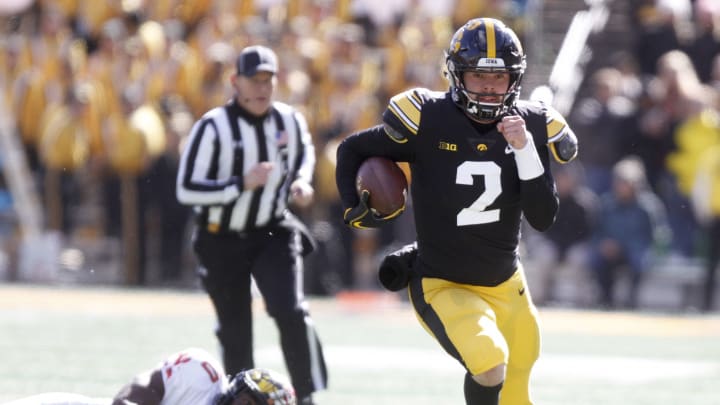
[215,368,296,405]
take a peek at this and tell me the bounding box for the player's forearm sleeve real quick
[512,134,545,180]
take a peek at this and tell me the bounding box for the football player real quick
[112,347,296,405]
[2,348,295,405]
[335,17,577,405]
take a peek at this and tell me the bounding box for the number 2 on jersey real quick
[456,161,502,226]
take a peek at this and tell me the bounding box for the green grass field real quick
[0,284,718,404]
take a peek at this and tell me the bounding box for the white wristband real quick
[512,134,545,180]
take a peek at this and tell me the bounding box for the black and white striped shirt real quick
[177,99,315,233]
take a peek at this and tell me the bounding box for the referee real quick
[176,45,327,405]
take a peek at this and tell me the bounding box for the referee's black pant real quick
[194,226,328,398]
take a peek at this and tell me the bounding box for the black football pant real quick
[194,228,328,398]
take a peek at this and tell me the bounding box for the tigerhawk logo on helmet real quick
[445,17,526,122]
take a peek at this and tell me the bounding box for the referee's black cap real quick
[236,45,278,76]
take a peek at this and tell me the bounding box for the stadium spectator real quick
[691,143,720,312]
[144,96,195,284]
[37,85,90,233]
[587,156,670,309]
[668,51,717,250]
[101,85,167,285]
[634,50,712,257]
[632,0,691,77]
[608,51,645,102]
[523,162,599,305]
[570,67,636,195]
[686,0,720,84]
[0,159,17,281]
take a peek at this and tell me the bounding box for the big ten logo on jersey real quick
[165,352,220,382]
[439,141,458,152]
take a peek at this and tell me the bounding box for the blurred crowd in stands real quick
[0,0,718,311]
[527,0,720,311]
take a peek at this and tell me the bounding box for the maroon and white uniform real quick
[4,348,227,405]
[158,348,228,405]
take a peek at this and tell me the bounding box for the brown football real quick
[356,157,408,217]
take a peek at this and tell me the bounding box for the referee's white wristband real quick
[512,134,545,180]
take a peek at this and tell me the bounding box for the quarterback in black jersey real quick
[335,18,577,405]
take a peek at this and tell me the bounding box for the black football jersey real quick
[336,88,566,286]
